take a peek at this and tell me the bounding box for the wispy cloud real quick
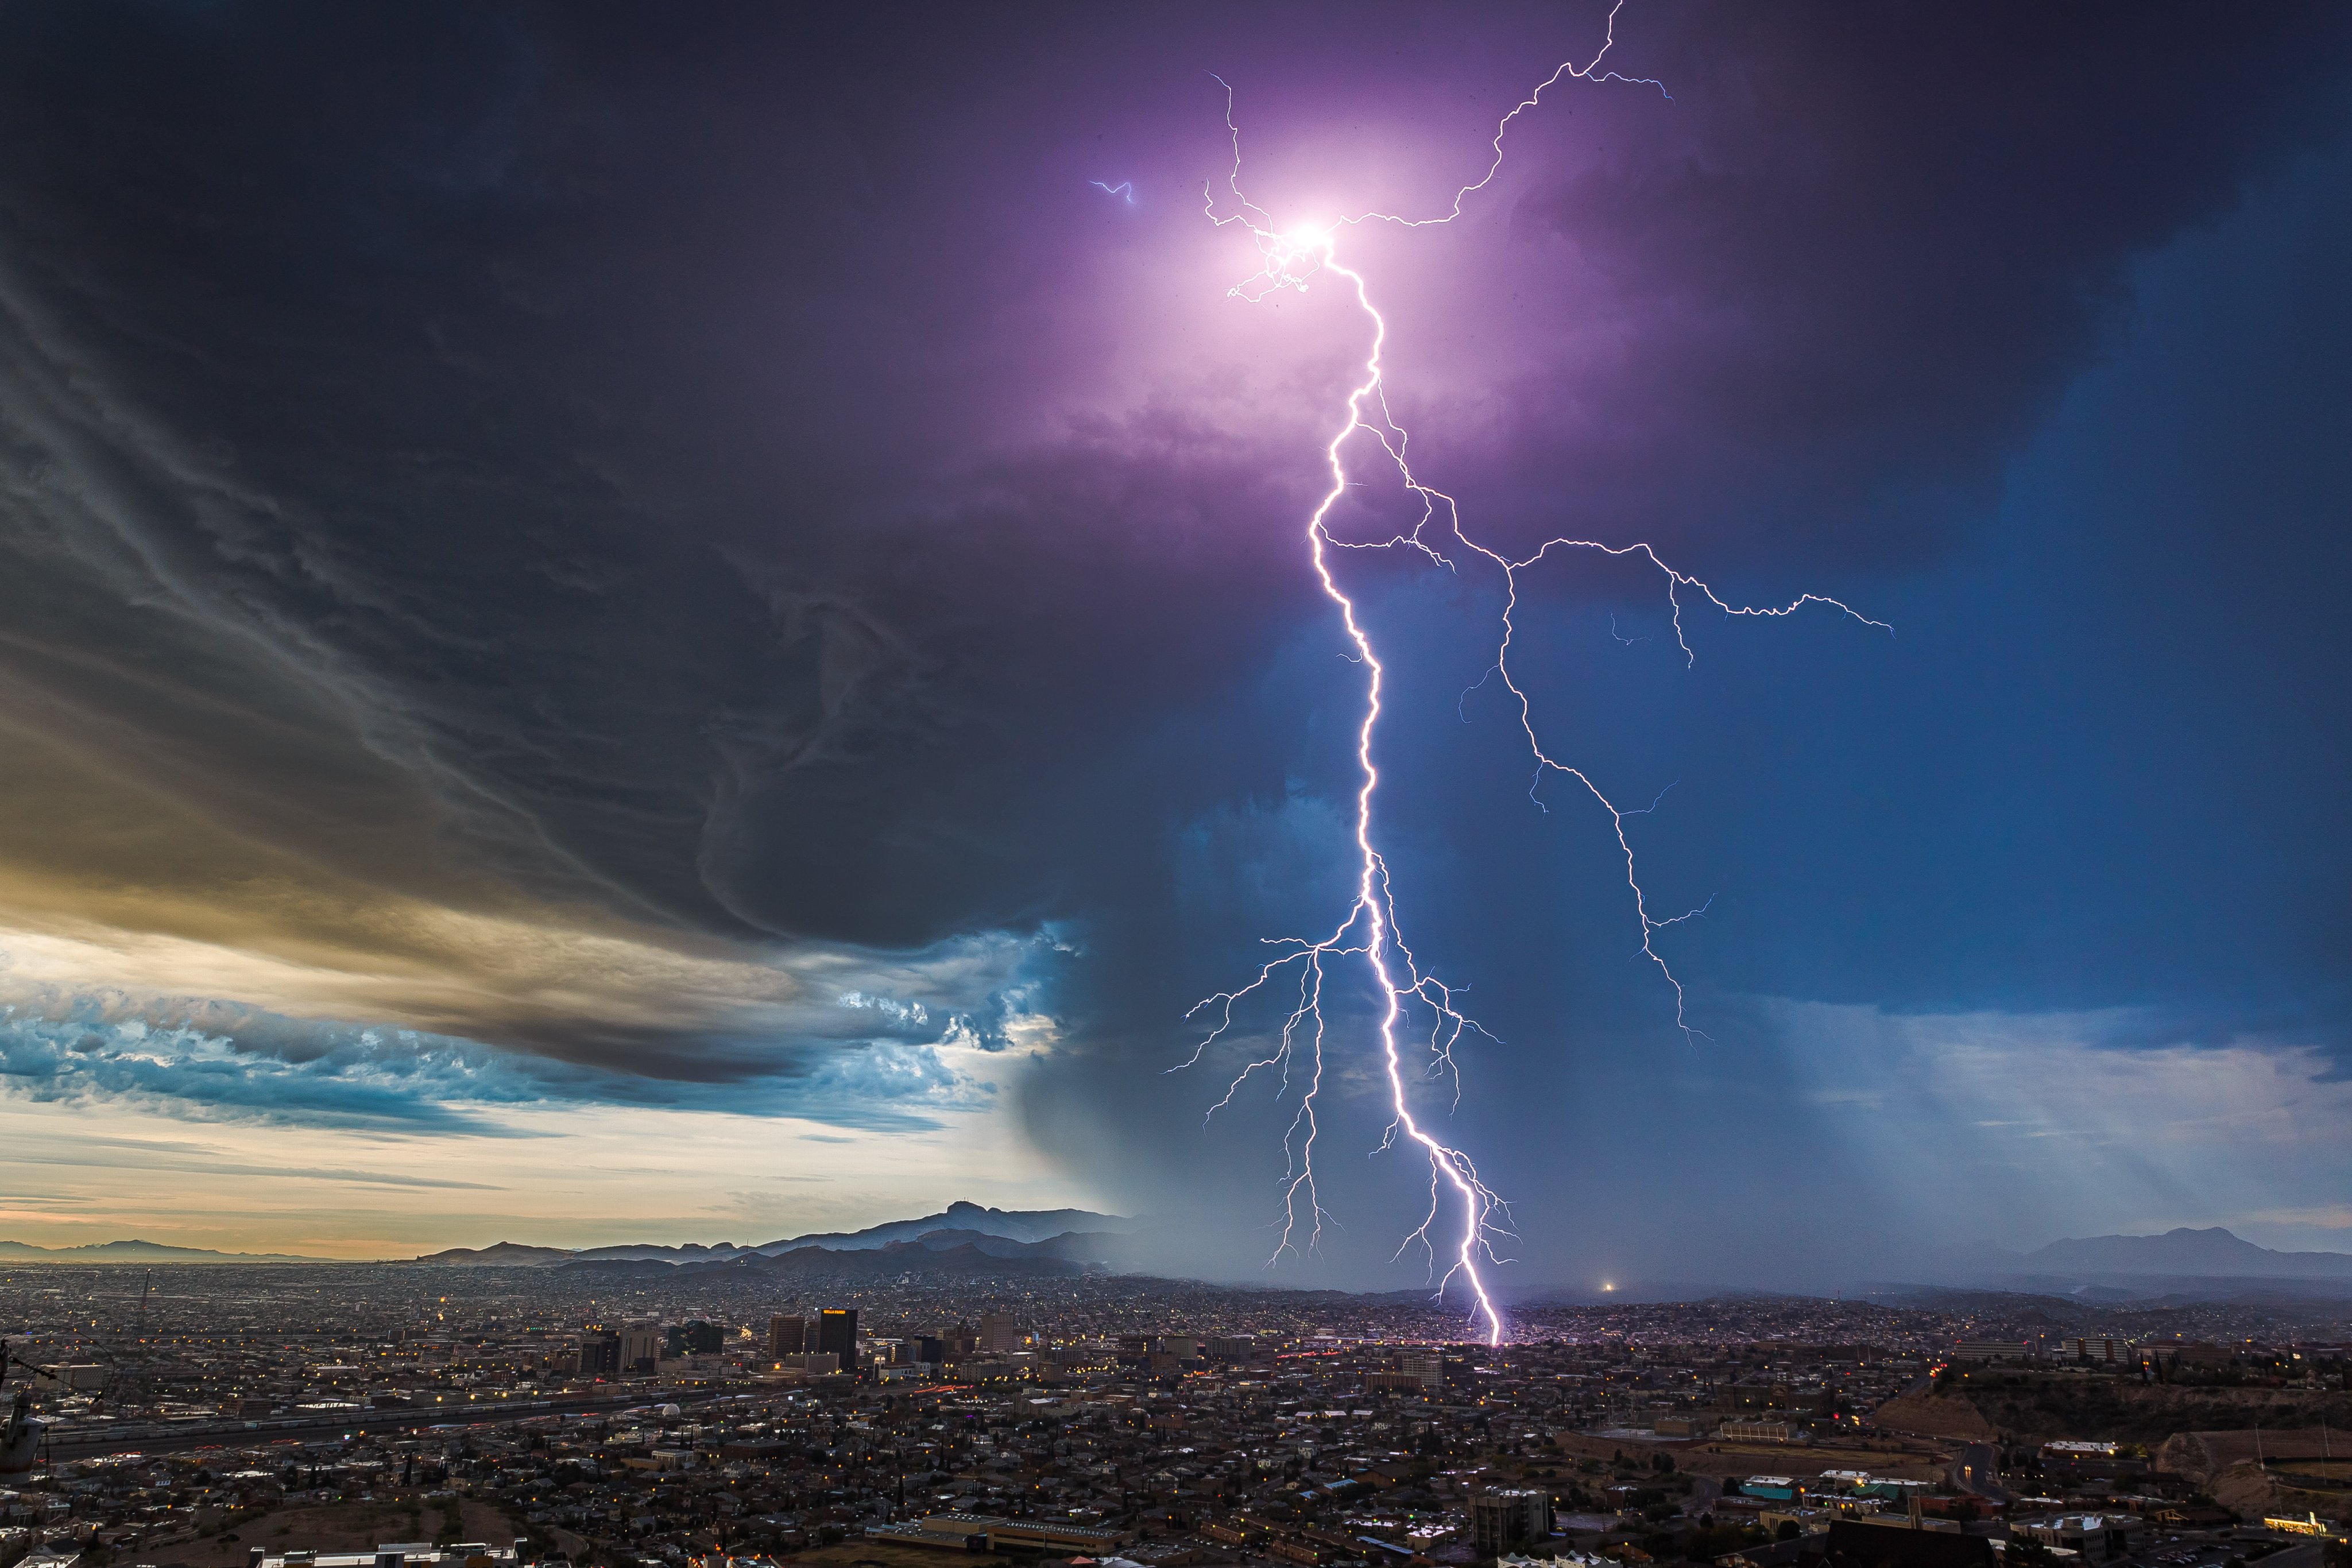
[5,1140,502,1190]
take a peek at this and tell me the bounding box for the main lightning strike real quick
[1177,6,1887,1346]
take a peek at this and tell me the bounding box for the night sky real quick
[0,3,2346,1289]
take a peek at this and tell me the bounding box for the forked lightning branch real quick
[1168,3,1887,1345]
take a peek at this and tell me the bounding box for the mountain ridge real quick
[0,1238,334,1263]
[2014,1226,2352,1277]
[407,1200,1135,1266]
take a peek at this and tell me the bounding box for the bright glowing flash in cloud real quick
[1091,180,1138,204]
[1174,4,1888,1345]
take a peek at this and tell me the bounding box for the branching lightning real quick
[1172,4,1888,1346]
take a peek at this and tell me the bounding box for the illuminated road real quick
[37,1385,739,1463]
[1951,1441,2010,1504]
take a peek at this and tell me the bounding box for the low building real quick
[2040,1441,2146,1480]
[2016,1513,2146,1561]
[866,1511,1130,1554]
[1724,1420,1805,1443]
[245,1542,528,1568]
[2262,1512,2342,1539]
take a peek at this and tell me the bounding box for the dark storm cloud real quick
[0,1,1329,969]
[0,0,2343,1221]
[1459,4,2352,571]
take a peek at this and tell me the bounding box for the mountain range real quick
[409,1201,1139,1268]
[547,1231,1123,1283]
[0,1238,329,1263]
[1947,1226,2352,1283]
[5,1216,2347,1292]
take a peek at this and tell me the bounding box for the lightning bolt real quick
[1175,5,1888,1346]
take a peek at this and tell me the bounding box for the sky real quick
[0,2,2346,1291]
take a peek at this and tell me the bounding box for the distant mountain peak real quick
[412,1241,579,1265]
[2020,1226,2352,1279]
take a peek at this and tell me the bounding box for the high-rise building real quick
[1396,1349,1445,1391]
[667,1319,724,1357]
[618,1322,662,1375]
[1471,1490,1552,1555]
[578,1327,621,1376]
[818,1307,858,1371]
[768,1314,806,1357]
[979,1312,1021,1354]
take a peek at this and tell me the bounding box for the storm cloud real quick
[0,2,2345,1276]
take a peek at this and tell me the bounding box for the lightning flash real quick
[1174,5,1887,1345]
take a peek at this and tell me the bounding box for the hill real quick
[756,1201,1133,1253]
[398,1199,1135,1268]
[554,1236,1090,1282]
[2017,1226,2352,1279]
[1881,1371,2352,1448]
[410,1241,578,1265]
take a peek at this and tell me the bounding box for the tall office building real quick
[979,1312,1021,1354]
[1396,1349,1445,1391]
[618,1322,662,1375]
[578,1326,621,1376]
[818,1307,858,1371]
[767,1314,806,1357]
[669,1319,724,1356]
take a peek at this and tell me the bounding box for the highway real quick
[37,1386,741,1464]
[1949,1441,2011,1504]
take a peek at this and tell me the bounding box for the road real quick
[1949,1441,2011,1504]
[38,1386,741,1463]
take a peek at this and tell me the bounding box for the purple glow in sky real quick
[0,3,2342,1273]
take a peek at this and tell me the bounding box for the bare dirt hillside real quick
[2160,1427,2352,1484]
[1871,1391,1996,1441]
[1940,1375,2352,1446]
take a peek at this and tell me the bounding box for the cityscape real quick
[0,13,2347,1568]
[5,1239,2350,1568]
